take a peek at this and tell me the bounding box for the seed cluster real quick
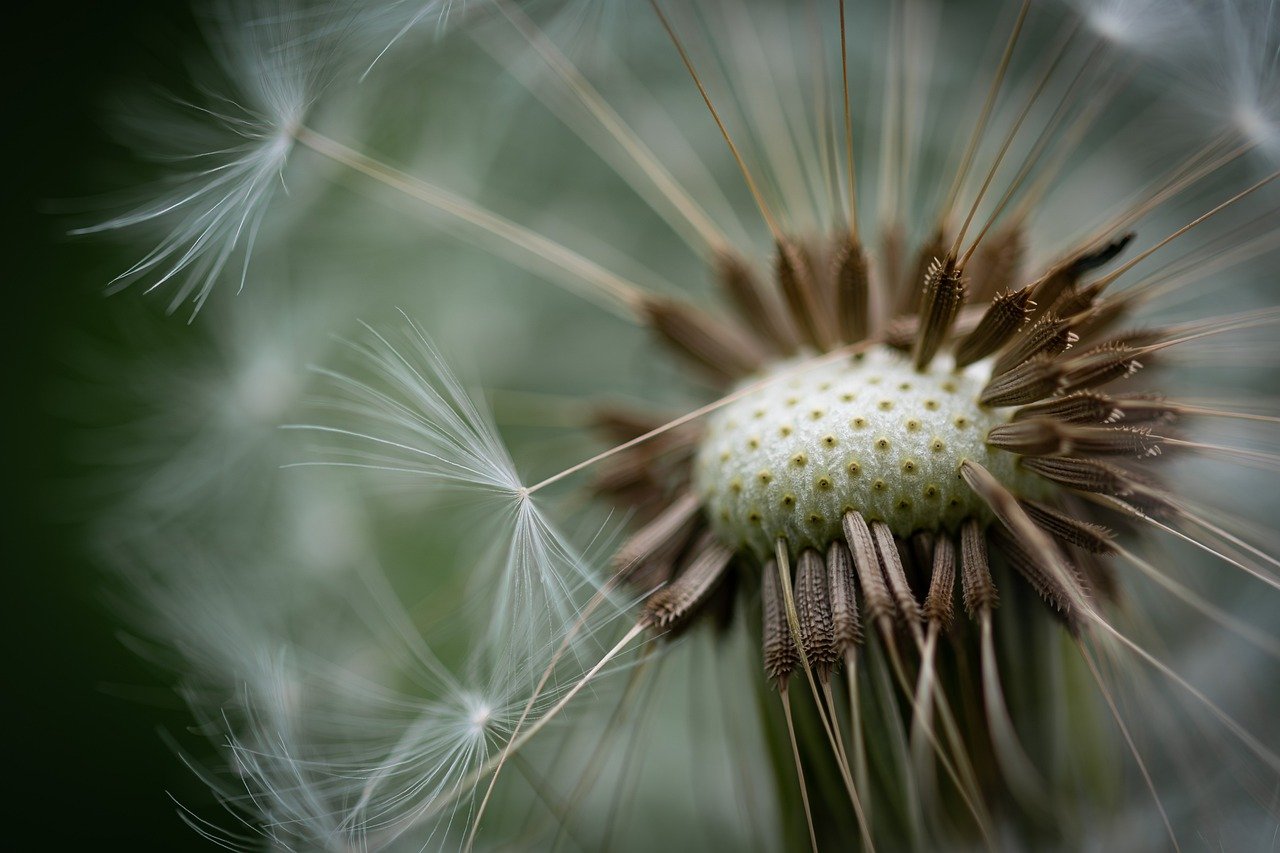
[694,346,1041,557]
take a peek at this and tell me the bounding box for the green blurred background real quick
[7,2,217,845]
[9,3,1279,848]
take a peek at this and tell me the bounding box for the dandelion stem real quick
[838,0,858,239]
[490,0,732,257]
[779,690,819,853]
[942,0,1032,240]
[293,126,650,319]
[648,0,784,240]
[525,342,871,494]
[1096,169,1280,287]
[774,542,875,850]
[457,622,647,850]
[1078,642,1180,852]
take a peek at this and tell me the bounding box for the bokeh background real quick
[9,2,1280,849]
[7,2,217,844]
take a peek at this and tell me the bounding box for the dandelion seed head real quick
[79,0,1280,848]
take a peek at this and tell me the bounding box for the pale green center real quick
[693,346,1041,558]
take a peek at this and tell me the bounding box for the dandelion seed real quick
[73,2,329,315]
[291,313,621,660]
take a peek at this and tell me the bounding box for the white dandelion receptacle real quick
[695,348,1042,556]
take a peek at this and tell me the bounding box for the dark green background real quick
[7,3,217,846]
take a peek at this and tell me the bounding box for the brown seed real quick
[827,540,863,652]
[913,254,967,370]
[1062,425,1164,458]
[761,558,798,689]
[1053,279,1107,319]
[776,237,837,350]
[1012,392,1119,425]
[992,313,1076,376]
[796,550,839,677]
[642,295,765,382]
[923,532,956,628]
[1068,232,1134,275]
[1020,498,1117,555]
[841,510,896,631]
[716,251,797,353]
[643,534,735,629]
[953,287,1034,368]
[833,235,871,343]
[966,225,1025,303]
[979,356,1060,407]
[870,520,923,633]
[986,419,1067,456]
[1026,265,1076,318]
[1058,343,1144,394]
[1027,233,1132,320]
[989,525,1088,633]
[959,518,998,616]
[901,229,947,315]
[1020,455,1134,497]
[1110,395,1179,425]
[613,492,703,590]
[961,459,1091,619]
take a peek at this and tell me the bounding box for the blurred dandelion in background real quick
[71,0,1280,849]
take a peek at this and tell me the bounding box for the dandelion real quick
[80,0,1280,850]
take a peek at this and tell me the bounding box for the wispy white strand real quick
[73,2,332,315]
[1203,0,1280,156]
[1063,0,1199,52]
[290,313,616,659]
[111,526,590,851]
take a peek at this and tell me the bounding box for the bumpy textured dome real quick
[695,347,1044,556]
